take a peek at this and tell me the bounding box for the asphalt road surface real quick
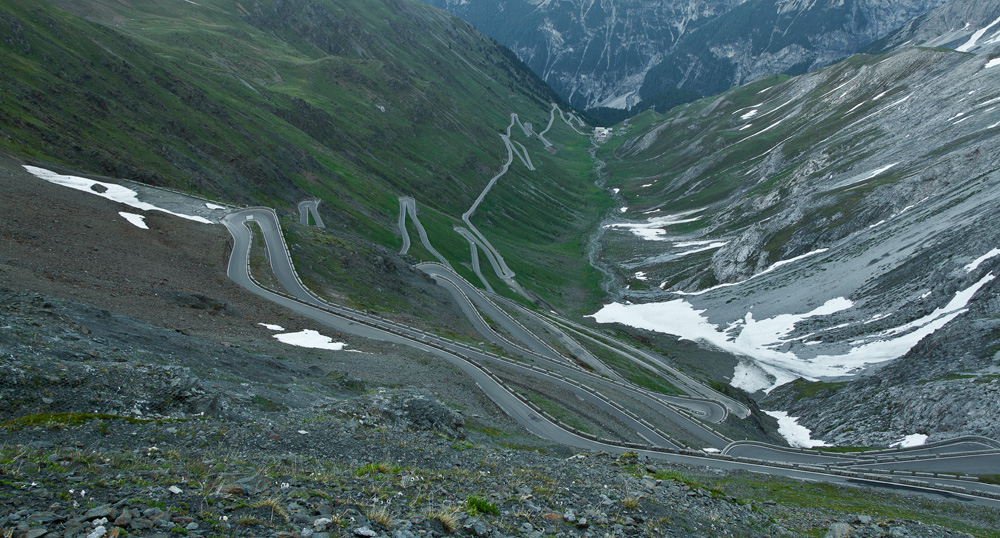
[221,206,1000,507]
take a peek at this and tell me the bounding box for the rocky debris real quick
[821,515,974,538]
[332,388,466,439]
[710,225,769,284]
[1,292,994,537]
[157,289,234,314]
[0,434,981,538]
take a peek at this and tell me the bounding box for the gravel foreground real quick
[2,290,997,538]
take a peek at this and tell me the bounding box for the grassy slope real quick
[0,0,609,313]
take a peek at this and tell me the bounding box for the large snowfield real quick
[591,270,995,393]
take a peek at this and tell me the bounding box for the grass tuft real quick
[367,506,393,528]
[465,495,499,516]
[428,507,460,534]
[355,462,402,477]
[252,497,289,523]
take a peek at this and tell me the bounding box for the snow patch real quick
[965,248,1000,272]
[888,95,911,107]
[731,361,773,393]
[839,163,899,190]
[740,109,759,120]
[118,212,148,229]
[273,329,347,350]
[258,323,285,331]
[605,211,703,241]
[24,166,212,224]
[674,241,728,257]
[591,273,991,393]
[765,411,830,448]
[674,249,828,296]
[891,433,928,448]
[735,119,783,145]
[634,271,648,281]
[957,15,1000,52]
[206,203,226,210]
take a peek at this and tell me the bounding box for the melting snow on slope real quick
[740,109,759,120]
[673,241,728,257]
[957,15,1000,52]
[837,163,899,190]
[273,329,347,350]
[206,203,226,210]
[986,58,1000,69]
[735,119,783,144]
[258,323,285,331]
[590,273,995,393]
[118,212,148,229]
[891,433,928,448]
[965,248,1000,272]
[605,210,702,241]
[674,249,828,296]
[765,411,829,448]
[24,166,212,224]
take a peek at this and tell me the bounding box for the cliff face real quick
[421,0,945,111]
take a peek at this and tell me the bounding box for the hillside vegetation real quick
[0,0,610,312]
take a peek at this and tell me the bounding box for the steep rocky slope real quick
[868,0,1000,54]
[421,0,944,115]
[5,291,994,537]
[590,34,1000,446]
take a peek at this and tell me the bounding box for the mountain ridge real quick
[420,0,946,115]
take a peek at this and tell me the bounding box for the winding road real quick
[396,197,452,269]
[207,104,1000,507]
[221,205,1000,507]
[297,200,324,228]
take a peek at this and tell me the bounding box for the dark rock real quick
[84,507,113,521]
[24,528,48,538]
[128,519,153,531]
